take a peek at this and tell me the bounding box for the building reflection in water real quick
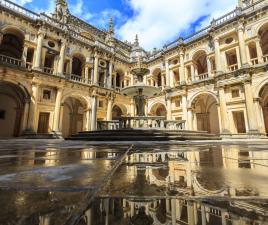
[75,197,267,225]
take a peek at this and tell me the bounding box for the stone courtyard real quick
[0,139,267,224]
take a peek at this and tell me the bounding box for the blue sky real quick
[14,0,237,50]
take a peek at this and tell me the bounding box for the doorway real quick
[233,111,246,133]
[38,112,50,134]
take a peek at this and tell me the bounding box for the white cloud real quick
[118,0,237,50]
[11,0,32,6]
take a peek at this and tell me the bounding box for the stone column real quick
[27,83,40,133]
[179,50,185,84]
[221,209,228,225]
[57,40,66,76]
[104,199,109,225]
[182,95,187,128]
[85,66,89,83]
[187,108,193,130]
[244,80,259,133]
[166,96,172,120]
[237,24,248,67]
[93,54,99,85]
[106,95,114,120]
[207,57,212,77]
[161,74,165,90]
[86,109,91,131]
[33,31,44,70]
[108,61,113,88]
[165,59,170,87]
[90,92,98,131]
[130,73,134,86]
[85,208,92,225]
[201,205,207,225]
[255,38,264,64]
[131,98,135,116]
[21,99,30,132]
[22,45,28,67]
[214,37,223,74]
[53,88,63,135]
[171,199,176,225]
[187,201,195,225]
[191,64,195,82]
[0,32,3,45]
[218,85,231,135]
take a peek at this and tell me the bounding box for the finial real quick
[56,0,67,6]
[135,34,139,46]
[109,17,114,35]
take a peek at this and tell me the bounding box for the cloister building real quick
[1,0,268,138]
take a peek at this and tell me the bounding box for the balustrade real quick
[0,54,22,67]
[97,116,186,131]
[43,67,54,74]
[196,72,209,81]
[263,54,268,63]
[250,58,258,65]
[228,64,239,72]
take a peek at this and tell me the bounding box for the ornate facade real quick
[0,0,268,138]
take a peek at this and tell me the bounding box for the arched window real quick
[0,33,24,59]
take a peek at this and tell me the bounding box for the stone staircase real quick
[66,129,221,141]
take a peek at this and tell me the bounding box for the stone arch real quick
[257,81,268,134]
[152,68,162,87]
[149,102,167,117]
[257,22,268,56]
[192,50,208,75]
[188,91,218,108]
[190,92,220,134]
[61,93,90,138]
[0,80,30,137]
[114,68,124,88]
[0,26,25,59]
[71,53,86,77]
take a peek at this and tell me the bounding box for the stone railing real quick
[263,54,268,62]
[250,58,258,65]
[0,0,39,20]
[228,64,239,72]
[0,54,22,67]
[43,67,54,75]
[196,72,209,81]
[97,116,186,130]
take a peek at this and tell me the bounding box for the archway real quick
[259,84,268,134]
[150,103,167,117]
[258,23,268,58]
[61,97,87,138]
[0,81,29,137]
[152,68,162,87]
[192,50,208,79]
[0,28,24,59]
[191,93,220,134]
[112,105,123,120]
[72,54,85,77]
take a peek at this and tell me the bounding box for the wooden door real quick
[196,113,210,132]
[233,111,246,133]
[37,112,50,134]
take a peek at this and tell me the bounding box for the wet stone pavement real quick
[0,140,267,225]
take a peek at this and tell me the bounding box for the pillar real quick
[191,64,195,82]
[53,88,63,134]
[21,99,30,132]
[237,24,248,67]
[182,95,187,128]
[201,205,207,225]
[86,109,91,131]
[161,74,165,89]
[33,31,44,70]
[221,209,228,225]
[108,61,113,88]
[93,55,99,85]
[22,45,28,67]
[106,95,114,120]
[171,199,176,225]
[90,93,98,131]
[85,208,92,225]
[207,57,212,77]
[85,66,89,83]
[165,59,170,87]
[0,32,3,44]
[214,37,223,74]
[187,108,193,130]
[27,83,40,133]
[255,38,264,64]
[131,98,135,116]
[104,199,109,225]
[166,96,172,120]
[57,40,66,75]
[179,50,185,84]
[187,201,195,225]
[218,86,231,134]
[244,80,259,133]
